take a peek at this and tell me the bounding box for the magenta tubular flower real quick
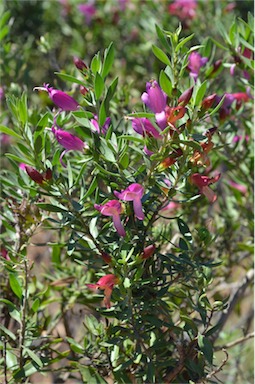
[229,180,247,195]
[86,274,118,308]
[94,200,126,237]
[78,3,96,24]
[91,115,111,135]
[34,83,79,111]
[114,183,145,220]
[190,173,221,203]
[187,52,208,81]
[141,81,167,129]
[51,126,85,167]
[132,117,161,139]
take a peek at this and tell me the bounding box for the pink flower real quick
[78,3,96,24]
[114,183,145,220]
[91,115,111,135]
[141,81,167,129]
[160,201,180,214]
[233,135,249,143]
[229,180,247,195]
[34,83,79,111]
[0,86,5,100]
[190,173,221,203]
[86,274,118,308]
[131,118,162,139]
[51,126,86,167]
[1,247,10,261]
[216,92,250,120]
[94,200,126,237]
[187,52,208,81]
[168,0,197,21]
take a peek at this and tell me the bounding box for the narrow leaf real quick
[152,45,171,66]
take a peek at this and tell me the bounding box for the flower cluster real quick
[95,183,144,237]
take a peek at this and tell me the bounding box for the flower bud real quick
[80,86,88,95]
[178,86,193,106]
[25,165,44,184]
[141,244,156,260]
[201,93,217,110]
[44,168,53,180]
[100,251,112,264]
[73,57,88,71]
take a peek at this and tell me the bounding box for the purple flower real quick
[34,83,79,111]
[132,118,162,139]
[141,81,167,129]
[0,87,4,100]
[114,183,145,220]
[51,126,86,167]
[78,3,96,24]
[187,52,208,81]
[94,200,126,237]
[91,115,111,135]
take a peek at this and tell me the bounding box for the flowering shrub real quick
[0,2,254,384]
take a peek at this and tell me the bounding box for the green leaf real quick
[104,77,118,113]
[98,101,106,127]
[18,92,28,126]
[31,298,40,313]
[101,42,114,79]
[80,366,107,384]
[198,334,213,365]
[194,81,207,106]
[159,70,172,97]
[54,72,86,86]
[5,153,34,165]
[0,125,22,139]
[152,45,171,66]
[94,72,104,100]
[36,203,68,212]
[34,135,43,154]
[23,347,43,367]
[178,218,192,243]
[0,323,16,340]
[0,10,11,30]
[36,112,49,130]
[9,273,23,299]
[100,141,116,162]
[91,52,101,74]
[6,350,18,370]
[80,176,98,202]
[128,112,155,119]
[155,24,171,52]
[66,337,84,354]
[175,34,194,52]
[119,152,129,169]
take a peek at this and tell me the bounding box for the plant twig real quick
[205,349,229,381]
[211,268,254,344]
[19,258,29,370]
[215,332,254,351]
